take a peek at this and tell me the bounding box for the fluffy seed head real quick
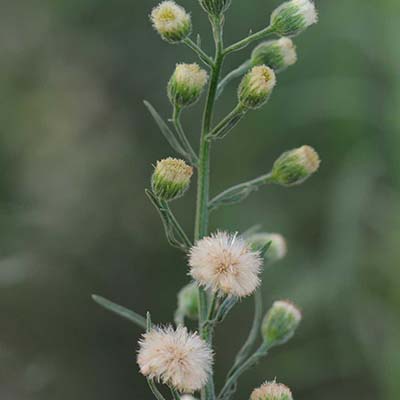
[247,232,287,263]
[168,63,208,108]
[239,65,276,109]
[251,37,297,72]
[251,381,293,400]
[152,158,193,201]
[270,0,318,37]
[261,300,302,346]
[151,1,191,43]
[189,231,263,297]
[271,145,320,187]
[137,325,213,393]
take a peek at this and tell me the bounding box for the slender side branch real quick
[173,106,199,166]
[147,379,167,400]
[209,173,273,212]
[184,37,214,67]
[224,26,274,55]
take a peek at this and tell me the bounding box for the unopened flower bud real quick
[168,63,208,108]
[199,0,231,16]
[251,381,293,400]
[181,396,198,400]
[247,233,287,263]
[238,65,276,110]
[261,300,301,346]
[152,158,193,201]
[271,145,320,187]
[151,1,191,43]
[270,0,318,37]
[177,282,199,320]
[251,38,297,72]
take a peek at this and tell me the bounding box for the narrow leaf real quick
[92,294,147,330]
[144,100,188,158]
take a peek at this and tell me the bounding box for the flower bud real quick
[151,158,193,201]
[238,65,276,110]
[251,38,297,72]
[181,396,197,400]
[151,1,191,43]
[247,233,287,263]
[251,381,293,400]
[168,63,208,108]
[270,0,318,37]
[199,0,231,16]
[271,145,320,187]
[177,282,199,320]
[261,300,301,346]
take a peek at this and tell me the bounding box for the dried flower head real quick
[271,145,320,187]
[151,1,191,43]
[271,0,318,37]
[251,381,293,400]
[247,232,287,263]
[251,37,297,72]
[239,65,276,109]
[261,300,302,346]
[168,63,209,108]
[137,325,213,393]
[152,158,193,201]
[189,231,263,297]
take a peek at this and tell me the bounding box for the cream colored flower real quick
[251,381,293,400]
[292,0,318,27]
[137,325,213,393]
[151,1,191,43]
[189,231,262,297]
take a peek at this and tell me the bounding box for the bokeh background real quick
[1,0,400,399]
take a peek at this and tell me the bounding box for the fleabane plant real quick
[93,1,320,399]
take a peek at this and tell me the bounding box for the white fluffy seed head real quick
[137,325,213,393]
[151,1,191,43]
[251,381,293,400]
[189,231,263,297]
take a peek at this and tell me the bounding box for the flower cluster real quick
[94,0,322,398]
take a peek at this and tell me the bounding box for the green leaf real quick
[92,294,147,330]
[143,100,189,159]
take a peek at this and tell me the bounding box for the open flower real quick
[189,231,263,297]
[137,325,213,393]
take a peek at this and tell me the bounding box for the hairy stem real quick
[216,60,251,99]
[224,26,274,55]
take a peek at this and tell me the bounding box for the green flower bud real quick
[247,233,287,263]
[177,283,199,320]
[261,300,301,346]
[151,158,193,201]
[251,381,293,400]
[251,38,297,72]
[270,0,318,37]
[151,1,191,43]
[238,65,276,110]
[199,0,231,16]
[271,145,320,187]
[168,63,208,108]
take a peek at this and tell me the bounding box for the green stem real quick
[206,104,246,140]
[227,290,263,378]
[162,201,192,248]
[224,26,274,55]
[195,16,225,400]
[173,107,199,166]
[218,343,269,400]
[183,37,214,67]
[216,60,251,99]
[147,379,167,400]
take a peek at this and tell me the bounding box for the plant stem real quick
[206,104,246,140]
[183,37,214,67]
[218,343,269,400]
[195,16,225,400]
[224,26,274,55]
[173,107,199,166]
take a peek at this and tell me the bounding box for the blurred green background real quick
[1,0,400,399]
